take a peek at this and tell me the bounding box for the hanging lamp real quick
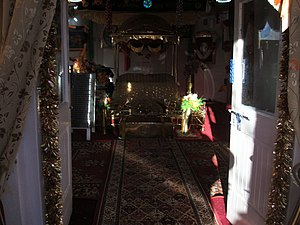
[216,0,231,3]
[143,0,152,8]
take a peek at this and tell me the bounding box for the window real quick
[241,0,281,113]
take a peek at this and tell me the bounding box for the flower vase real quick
[181,108,191,133]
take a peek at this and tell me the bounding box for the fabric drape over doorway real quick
[266,0,300,224]
[0,0,57,194]
[288,0,300,145]
[270,0,300,145]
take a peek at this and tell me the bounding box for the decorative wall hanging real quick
[194,31,217,63]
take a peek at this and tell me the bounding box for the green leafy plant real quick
[181,93,204,112]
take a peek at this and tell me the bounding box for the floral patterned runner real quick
[100,138,216,225]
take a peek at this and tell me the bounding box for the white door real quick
[57,1,72,224]
[227,0,281,224]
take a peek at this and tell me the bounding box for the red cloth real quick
[211,195,231,225]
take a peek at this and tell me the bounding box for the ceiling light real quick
[143,0,152,8]
[68,0,82,2]
[216,0,231,3]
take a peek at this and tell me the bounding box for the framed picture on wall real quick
[194,31,217,64]
[102,25,118,48]
[69,26,87,50]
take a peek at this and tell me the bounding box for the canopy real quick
[111,14,179,44]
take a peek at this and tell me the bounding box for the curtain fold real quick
[0,0,57,195]
[288,0,300,144]
[270,0,300,147]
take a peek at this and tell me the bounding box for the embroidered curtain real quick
[266,0,300,223]
[0,0,57,194]
[269,0,299,145]
[288,0,300,145]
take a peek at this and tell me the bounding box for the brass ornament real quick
[147,45,161,54]
[128,40,144,53]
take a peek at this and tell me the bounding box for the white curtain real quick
[0,0,57,194]
[288,0,300,145]
[270,0,300,146]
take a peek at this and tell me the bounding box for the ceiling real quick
[76,0,209,12]
[70,0,231,26]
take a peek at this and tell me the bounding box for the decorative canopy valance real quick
[111,14,180,45]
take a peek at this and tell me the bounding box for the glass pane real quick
[241,0,281,113]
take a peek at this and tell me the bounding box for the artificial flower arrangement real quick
[96,96,110,112]
[181,93,204,133]
[181,93,204,112]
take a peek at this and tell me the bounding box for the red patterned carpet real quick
[97,138,216,225]
[68,102,231,225]
[69,138,230,225]
[178,140,230,225]
[72,141,113,199]
[69,136,115,225]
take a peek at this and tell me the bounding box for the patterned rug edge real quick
[92,139,118,225]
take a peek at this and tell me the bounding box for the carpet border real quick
[173,139,217,224]
[92,139,118,225]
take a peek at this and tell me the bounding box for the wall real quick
[194,13,231,103]
[93,23,115,74]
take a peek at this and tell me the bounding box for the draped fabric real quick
[269,0,300,145]
[271,0,300,145]
[288,0,300,144]
[0,0,57,195]
[268,0,289,30]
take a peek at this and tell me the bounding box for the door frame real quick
[58,0,73,224]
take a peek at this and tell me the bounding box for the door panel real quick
[228,126,275,224]
[58,1,72,224]
[227,0,280,224]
